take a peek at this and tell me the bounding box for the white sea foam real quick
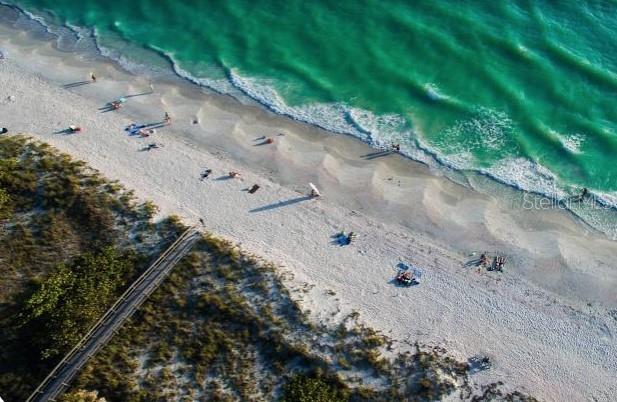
[427,107,516,171]
[225,71,617,214]
[482,157,566,199]
[169,56,234,95]
[228,70,413,147]
[3,2,616,218]
[424,83,444,101]
[558,132,585,154]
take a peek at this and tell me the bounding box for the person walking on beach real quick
[579,187,589,201]
[200,169,212,180]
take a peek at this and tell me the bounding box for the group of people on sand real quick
[198,168,261,194]
[198,166,323,204]
[200,168,242,181]
[395,270,418,286]
[478,253,506,272]
[65,72,174,145]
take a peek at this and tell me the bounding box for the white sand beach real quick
[1,21,616,401]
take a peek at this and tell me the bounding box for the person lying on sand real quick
[68,125,83,133]
[138,128,155,137]
[143,143,160,151]
[126,123,151,136]
[109,98,126,110]
[229,171,241,178]
[263,138,274,144]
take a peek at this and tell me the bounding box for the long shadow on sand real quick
[249,195,312,213]
[361,150,393,160]
[53,129,75,135]
[63,81,93,88]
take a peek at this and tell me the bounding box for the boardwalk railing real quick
[26,226,200,402]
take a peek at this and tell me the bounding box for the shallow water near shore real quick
[3,0,617,237]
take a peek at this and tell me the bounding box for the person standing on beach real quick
[90,72,96,82]
[164,112,171,125]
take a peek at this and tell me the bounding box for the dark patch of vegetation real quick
[21,247,140,359]
[281,374,346,402]
[71,235,537,401]
[59,389,106,402]
[0,136,181,401]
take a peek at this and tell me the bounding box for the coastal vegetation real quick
[0,135,536,401]
[70,236,537,401]
[0,135,180,400]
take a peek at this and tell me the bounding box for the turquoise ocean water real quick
[3,0,617,229]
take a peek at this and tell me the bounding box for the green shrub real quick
[22,247,137,359]
[0,187,12,219]
[281,375,347,402]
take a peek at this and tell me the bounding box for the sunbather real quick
[138,128,154,137]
